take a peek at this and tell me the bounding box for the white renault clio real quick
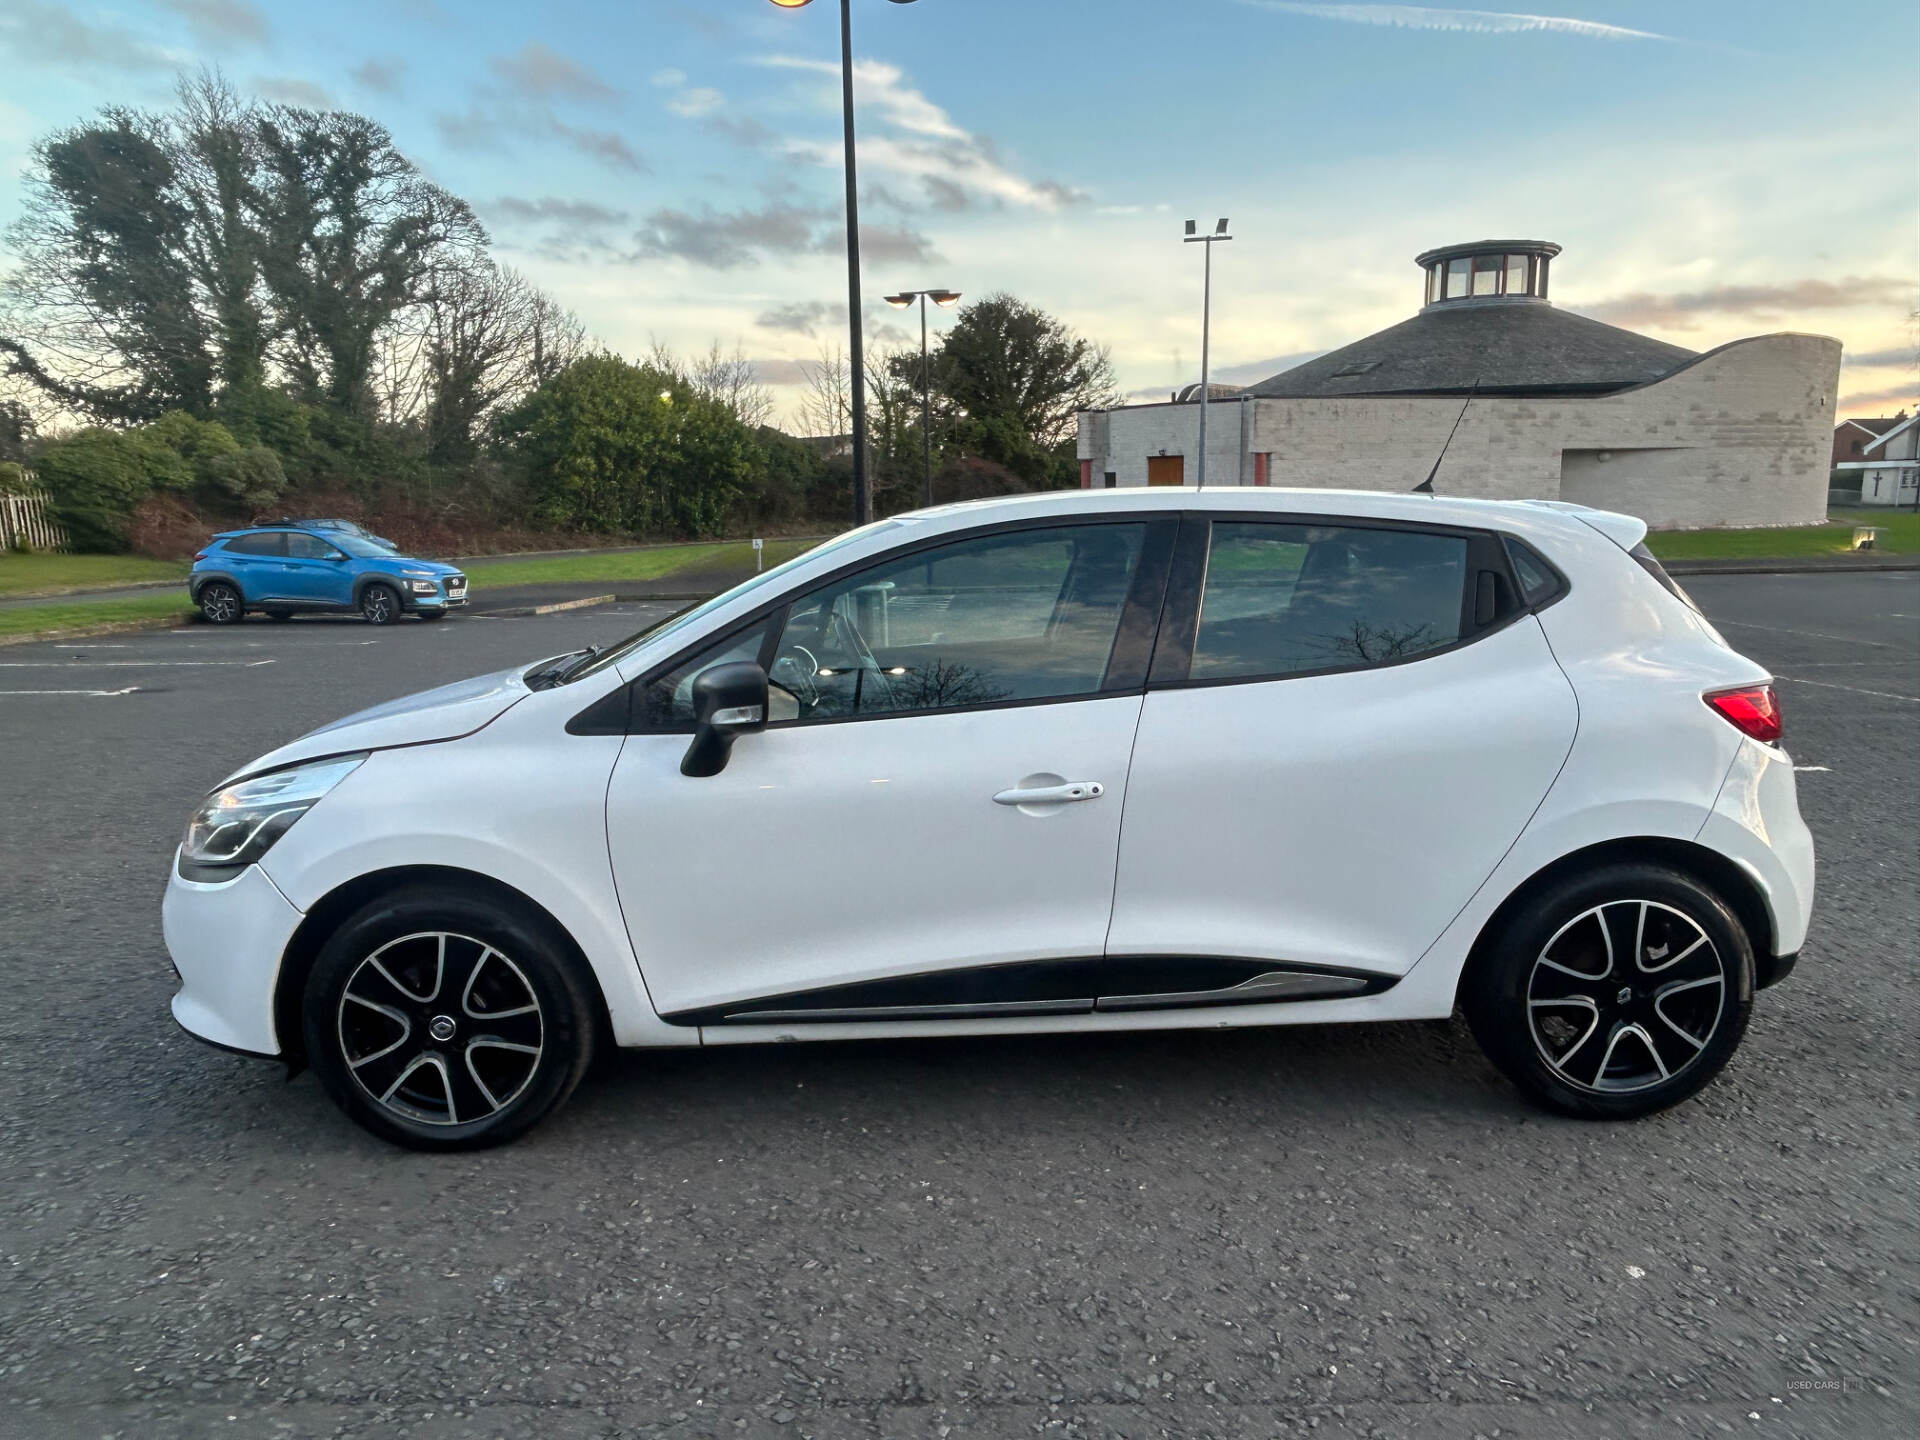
[164,489,1814,1149]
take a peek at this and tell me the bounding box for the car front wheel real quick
[360,583,401,626]
[303,887,598,1150]
[1462,862,1754,1119]
[198,582,242,625]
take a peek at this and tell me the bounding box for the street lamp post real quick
[1184,217,1232,487]
[884,288,960,507]
[770,0,920,527]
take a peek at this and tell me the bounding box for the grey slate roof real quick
[1244,300,1699,400]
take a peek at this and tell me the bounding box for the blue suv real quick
[189,525,468,626]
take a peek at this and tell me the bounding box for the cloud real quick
[1233,2,1670,41]
[436,103,646,173]
[667,87,725,119]
[757,301,847,337]
[0,0,185,74]
[255,76,336,109]
[350,58,406,96]
[1844,346,1918,368]
[650,68,687,89]
[1838,383,1919,411]
[162,0,269,46]
[1580,276,1911,330]
[758,56,1085,211]
[751,359,818,387]
[630,201,936,270]
[488,42,617,103]
[492,196,631,228]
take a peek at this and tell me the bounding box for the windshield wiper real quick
[553,644,603,684]
[524,649,590,690]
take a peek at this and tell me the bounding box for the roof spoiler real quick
[1521,500,1649,553]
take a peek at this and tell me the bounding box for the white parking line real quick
[1794,765,1831,773]
[1712,619,1908,651]
[1775,675,1920,703]
[0,686,140,697]
[0,658,275,668]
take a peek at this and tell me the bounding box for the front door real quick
[1147,455,1185,487]
[1108,516,1578,978]
[280,531,352,605]
[605,518,1174,1023]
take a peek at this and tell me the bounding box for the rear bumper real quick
[1756,950,1799,990]
[1698,736,1816,970]
[162,851,303,1056]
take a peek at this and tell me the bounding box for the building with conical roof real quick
[1076,240,1840,529]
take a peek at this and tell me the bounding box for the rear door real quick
[1107,515,1578,979]
[219,531,288,600]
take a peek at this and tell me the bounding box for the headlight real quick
[182,754,367,869]
[408,580,439,594]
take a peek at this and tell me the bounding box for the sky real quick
[0,0,1915,426]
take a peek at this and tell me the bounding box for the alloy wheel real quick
[1526,899,1728,1094]
[336,932,544,1127]
[362,588,396,624]
[200,585,239,623]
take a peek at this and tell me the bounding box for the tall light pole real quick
[769,0,920,527]
[1184,217,1231,487]
[884,287,960,507]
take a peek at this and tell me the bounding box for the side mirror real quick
[681,662,769,777]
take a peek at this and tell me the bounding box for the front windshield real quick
[334,533,398,558]
[560,522,898,684]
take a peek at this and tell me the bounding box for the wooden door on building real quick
[1147,455,1184,487]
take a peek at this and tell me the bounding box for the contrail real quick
[1234,2,1671,42]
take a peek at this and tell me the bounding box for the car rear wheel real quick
[303,886,597,1150]
[198,582,242,625]
[1462,862,1753,1119]
[360,583,401,626]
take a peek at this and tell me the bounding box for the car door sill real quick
[665,957,1396,1027]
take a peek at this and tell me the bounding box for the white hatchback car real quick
[164,489,1813,1149]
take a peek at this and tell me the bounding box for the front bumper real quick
[162,851,304,1056]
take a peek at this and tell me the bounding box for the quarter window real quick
[1191,522,1468,680]
[768,524,1148,721]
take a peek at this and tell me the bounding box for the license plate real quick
[448,579,467,597]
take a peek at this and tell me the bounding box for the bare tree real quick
[692,341,775,429]
[794,342,851,443]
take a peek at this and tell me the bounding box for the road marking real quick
[52,643,131,649]
[1794,765,1830,773]
[1711,619,1908,651]
[0,658,275,668]
[1775,675,1920,703]
[0,686,140,697]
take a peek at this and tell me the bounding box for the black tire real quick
[1462,862,1754,1119]
[302,885,598,1150]
[359,582,401,626]
[265,608,294,623]
[197,581,243,625]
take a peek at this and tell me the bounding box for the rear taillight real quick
[1705,684,1782,743]
[191,551,207,562]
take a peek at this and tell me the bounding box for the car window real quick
[221,532,285,557]
[767,523,1147,722]
[1191,521,1468,680]
[285,532,344,561]
[637,619,778,730]
[1504,537,1560,605]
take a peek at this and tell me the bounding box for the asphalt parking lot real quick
[1,573,1914,1440]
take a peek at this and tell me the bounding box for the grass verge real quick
[0,593,194,641]
[1646,510,1919,560]
[465,538,819,589]
[0,552,189,598]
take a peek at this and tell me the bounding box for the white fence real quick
[1,487,69,551]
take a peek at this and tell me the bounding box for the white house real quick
[1077,240,1842,530]
[1836,412,1919,507]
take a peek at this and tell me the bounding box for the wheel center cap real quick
[428,1014,457,1042]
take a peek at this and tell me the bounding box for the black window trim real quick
[573,512,1182,736]
[1145,510,1559,693]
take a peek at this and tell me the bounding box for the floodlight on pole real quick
[1183,216,1233,487]
[883,287,962,507]
[767,0,922,528]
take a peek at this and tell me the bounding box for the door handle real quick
[993,781,1105,806]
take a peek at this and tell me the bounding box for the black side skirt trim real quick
[664,957,1397,1027]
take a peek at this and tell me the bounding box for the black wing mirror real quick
[681,662,769,777]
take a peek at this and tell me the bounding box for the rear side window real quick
[1504,537,1563,606]
[1192,522,1467,680]
[221,533,285,557]
[1628,542,1700,612]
